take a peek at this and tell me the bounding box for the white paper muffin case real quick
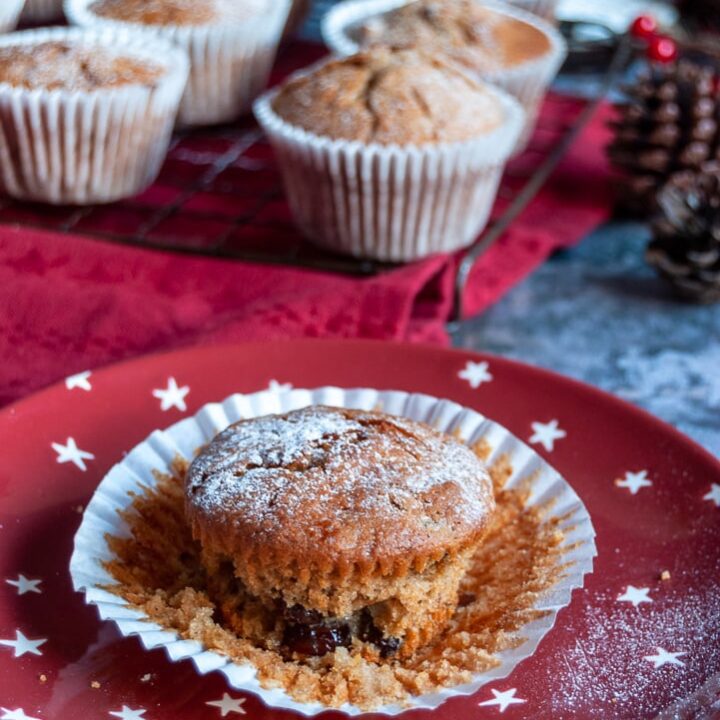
[508,0,558,23]
[0,1,25,34]
[20,0,63,23]
[0,27,188,205]
[65,0,291,127]
[253,80,524,262]
[322,0,567,151]
[70,386,597,717]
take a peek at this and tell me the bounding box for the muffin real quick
[323,0,566,150]
[185,406,496,660]
[20,0,64,23]
[254,47,524,261]
[0,27,188,204]
[0,1,25,34]
[65,0,292,127]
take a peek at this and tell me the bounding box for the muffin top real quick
[271,47,505,145]
[0,41,164,91]
[356,0,552,73]
[186,406,495,571]
[88,0,267,26]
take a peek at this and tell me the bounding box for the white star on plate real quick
[458,360,493,389]
[1,709,40,720]
[109,707,146,720]
[529,419,566,452]
[5,575,42,595]
[478,688,526,713]
[152,377,189,412]
[205,693,246,716]
[0,630,46,657]
[267,379,292,392]
[65,371,92,392]
[703,483,720,507]
[615,470,652,495]
[51,437,94,472]
[617,585,652,608]
[644,647,686,668]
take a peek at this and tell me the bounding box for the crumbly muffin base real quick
[204,544,473,659]
[104,451,567,710]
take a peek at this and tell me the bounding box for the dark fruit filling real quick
[280,603,400,658]
[357,609,401,658]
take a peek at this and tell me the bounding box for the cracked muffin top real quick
[185,405,495,572]
[355,0,552,74]
[0,41,164,90]
[270,47,505,145]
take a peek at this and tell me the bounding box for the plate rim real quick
[1,338,718,471]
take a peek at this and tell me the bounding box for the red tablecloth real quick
[0,53,615,407]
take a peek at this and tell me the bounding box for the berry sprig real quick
[630,14,678,64]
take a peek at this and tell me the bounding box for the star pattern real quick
[5,575,42,595]
[615,470,652,495]
[644,647,686,668]
[65,371,92,392]
[703,483,720,507]
[51,437,94,472]
[152,377,189,412]
[1,709,40,720]
[108,708,146,720]
[205,693,246,716]
[0,630,46,657]
[617,585,652,608]
[529,419,566,452]
[478,688,526,713]
[268,379,292,392]
[458,360,493,389]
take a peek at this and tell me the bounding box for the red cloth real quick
[0,57,615,406]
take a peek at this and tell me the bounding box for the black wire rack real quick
[0,33,630,321]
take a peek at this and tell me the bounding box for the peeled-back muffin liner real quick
[20,0,63,23]
[253,77,524,261]
[65,0,291,127]
[0,0,25,34]
[322,0,567,151]
[0,27,188,205]
[70,386,596,717]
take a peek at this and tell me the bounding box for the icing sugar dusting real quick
[545,571,720,718]
[187,406,493,549]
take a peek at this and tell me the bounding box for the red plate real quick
[0,339,718,720]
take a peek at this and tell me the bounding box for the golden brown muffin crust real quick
[357,0,552,72]
[88,0,265,26]
[270,47,505,144]
[0,41,163,90]
[186,406,495,574]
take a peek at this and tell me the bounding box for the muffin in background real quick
[255,47,524,261]
[323,0,566,150]
[0,27,188,204]
[0,1,25,34]
[65,0,291,127]
[21,0,64,23]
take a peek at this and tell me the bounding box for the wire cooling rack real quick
[0,37,628,317]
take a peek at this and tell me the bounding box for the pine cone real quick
[608,61,720,215]
[646,162,720,303]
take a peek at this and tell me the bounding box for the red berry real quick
[630,14,658,40]
[647,35,678,63]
